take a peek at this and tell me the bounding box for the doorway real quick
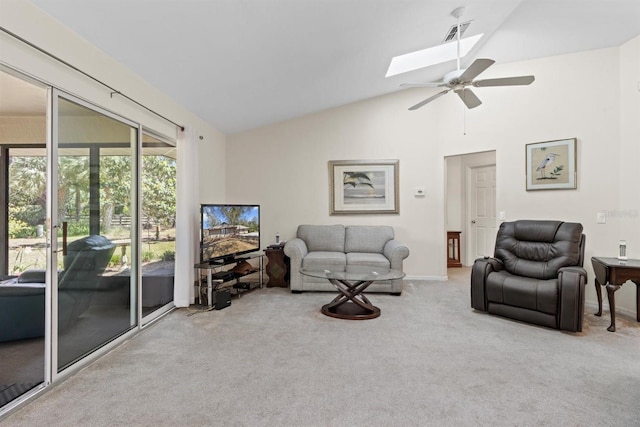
[445,151,497,267]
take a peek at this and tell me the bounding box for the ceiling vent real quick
[443,20,472,43]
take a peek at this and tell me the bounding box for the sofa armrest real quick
[0,285,45,342]
[557,266,587,332]
[18,269,46,283]
[383,240,409,270]
[283,238,308,264]
[283,238,308,291]
[470,257,503,311]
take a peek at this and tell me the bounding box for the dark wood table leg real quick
[322,279,380,320]
[605,283,622,332]
[635,281,640,322]
[594,279,603,317]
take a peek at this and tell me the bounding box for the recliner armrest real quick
[558,265,587,277]
[557,266,587,332]
[470,257,503,311]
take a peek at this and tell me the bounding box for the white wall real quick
[0,0,226,306]
[226,38,640,312]
[227,91,445,280]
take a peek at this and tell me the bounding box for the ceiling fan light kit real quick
[399,6,536,111]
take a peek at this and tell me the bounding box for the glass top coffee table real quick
[300,266,405,320]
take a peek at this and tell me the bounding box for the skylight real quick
[385,34,484,77]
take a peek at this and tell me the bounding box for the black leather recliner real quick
[471,220,587,332]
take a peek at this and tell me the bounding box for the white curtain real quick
[174,126,199,306]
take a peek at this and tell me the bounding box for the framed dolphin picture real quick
[329,159,399,214]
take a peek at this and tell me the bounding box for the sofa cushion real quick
[297,225,345,253]
[302,251,346,270]
[344,225,394,254]
[486,270,558,315]
[346,252,390,269]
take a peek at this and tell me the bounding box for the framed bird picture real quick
[329,159,399,214]
[526,138,577,191]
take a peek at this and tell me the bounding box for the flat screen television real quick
[200,204,260,263]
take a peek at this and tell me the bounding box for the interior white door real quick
[469,165,497,260]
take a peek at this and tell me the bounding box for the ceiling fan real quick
[402,7,535,111]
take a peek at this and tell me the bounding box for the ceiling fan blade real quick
[400,82,443,88]
[408,89,450,111]
[473,75,535,87]
[455,88,482,109]
[458,58,495,82]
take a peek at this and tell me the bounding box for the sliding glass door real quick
[52,93,139,372]
[1,68,176,413]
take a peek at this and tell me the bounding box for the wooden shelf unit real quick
[447,231,462,268]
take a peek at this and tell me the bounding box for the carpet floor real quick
[3,268,640,426]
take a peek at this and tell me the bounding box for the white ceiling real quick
[17,0,640,134]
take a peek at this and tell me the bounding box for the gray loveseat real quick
[284,225,409,294]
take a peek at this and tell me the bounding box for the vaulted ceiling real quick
[17,0,640,134]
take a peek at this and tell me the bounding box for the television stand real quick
[195,252,264,308]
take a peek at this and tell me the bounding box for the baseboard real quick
[173,299,191,308]
[404,275,448,281]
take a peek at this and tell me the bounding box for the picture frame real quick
[329,159,399,214]
[525,138,577,191]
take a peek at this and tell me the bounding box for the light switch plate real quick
[414,187,425,197]
[597,212,606,224]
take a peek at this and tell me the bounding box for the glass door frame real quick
[140,127,177,328]
[48,88,142,382]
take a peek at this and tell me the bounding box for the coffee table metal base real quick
[321,279,380,320]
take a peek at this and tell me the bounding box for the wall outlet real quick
[597,212,606,224]
[498,211,506,220]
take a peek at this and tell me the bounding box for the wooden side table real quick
[591,256,640,332]
[264,246,290,288]
[447,231,462,268]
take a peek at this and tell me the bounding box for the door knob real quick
[471,220,476,224]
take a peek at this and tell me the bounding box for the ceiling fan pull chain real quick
[463,98,467,135]
[461,86,467,135]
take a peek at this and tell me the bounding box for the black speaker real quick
[214,288,231,310]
